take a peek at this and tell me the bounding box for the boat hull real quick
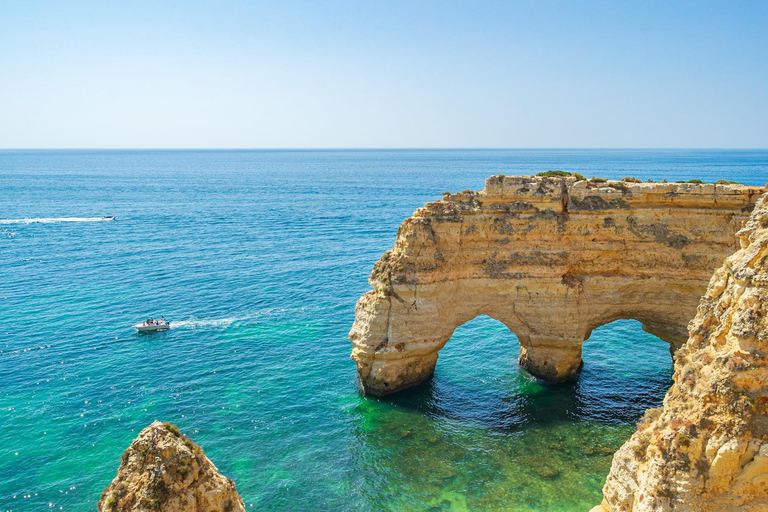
[134,324,170,332]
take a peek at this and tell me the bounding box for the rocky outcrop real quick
[350,175,765,395]
[595,192,768,511]
[98,421,245,512]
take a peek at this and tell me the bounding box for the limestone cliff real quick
[596,192,768,511]
[350,175,765,395]
[98,421,245,512]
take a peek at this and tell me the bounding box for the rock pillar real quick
[354,350,439,395]
[518,334,584,382]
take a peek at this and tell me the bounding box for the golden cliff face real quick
[597,192,768,512]
[98,421,244,512]
[350,175,765,395]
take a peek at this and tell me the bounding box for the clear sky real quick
[1,1,766,148]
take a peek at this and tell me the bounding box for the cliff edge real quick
[596,192,768,511]
[98,420,245,512]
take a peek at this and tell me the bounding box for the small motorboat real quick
[134,317,170,333]
[102,216,115,221]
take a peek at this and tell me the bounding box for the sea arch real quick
[349,175,765,395]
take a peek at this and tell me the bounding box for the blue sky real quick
[0,1,766,148]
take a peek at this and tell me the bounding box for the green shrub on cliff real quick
[590,176,607,183]
[103,493,117,511]
[536,170,571,177]
[715,179,739,185]
[621,176,642,183]
[535,170,586,180]
[162,422,181,437]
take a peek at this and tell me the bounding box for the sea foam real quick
[0,217,114,224]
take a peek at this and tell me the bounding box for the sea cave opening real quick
[385,316,674,431]
[382,314,524,427]
[577,319,674,424]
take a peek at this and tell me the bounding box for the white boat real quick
[134,318,170,332]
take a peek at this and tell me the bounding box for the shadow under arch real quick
[378,316,673,431]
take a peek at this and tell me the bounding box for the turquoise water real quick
[1,149,766,511]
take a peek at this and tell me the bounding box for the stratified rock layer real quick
[98,421,245,512]
[350,175,765,394]
[597,192,768,511]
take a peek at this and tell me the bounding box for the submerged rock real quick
[596,192,768,511]
[98,421,245,512]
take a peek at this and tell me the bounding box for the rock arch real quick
[350,175,765,395]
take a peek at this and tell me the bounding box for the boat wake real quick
[0,217,114,224]
[169,309,293,330]
[170,317,247,329]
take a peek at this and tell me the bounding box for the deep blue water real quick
[1,149,766,511]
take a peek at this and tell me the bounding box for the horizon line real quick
[1,147,767,152]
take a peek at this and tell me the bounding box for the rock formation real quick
[350,175,765,395]
[98,420,245,512]
[595,192,768,511]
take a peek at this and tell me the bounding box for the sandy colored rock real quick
[98,421,245,512]
[350,175,765,394]
[597,192,768,511]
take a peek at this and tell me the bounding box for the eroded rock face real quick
[350,175,765,395]
[596,193,768,511]
[98,421,245,512]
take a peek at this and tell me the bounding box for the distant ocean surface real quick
[1,149,766,511]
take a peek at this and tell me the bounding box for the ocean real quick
[1,149,766,511]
